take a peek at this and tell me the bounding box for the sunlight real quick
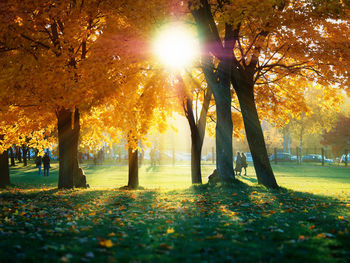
[153,23,199,69]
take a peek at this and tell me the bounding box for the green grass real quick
[8,161,350,198]
[0,161,349,262]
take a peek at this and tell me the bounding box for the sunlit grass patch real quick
[0,181,349,262]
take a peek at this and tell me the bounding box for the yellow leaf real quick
[99,239,113,248]
[166,228,175,234]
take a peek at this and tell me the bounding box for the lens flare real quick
[153,23,199,69]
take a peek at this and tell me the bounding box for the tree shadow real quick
[0,183,349,262]
[237,174,258,183]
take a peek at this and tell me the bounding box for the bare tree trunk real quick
[9,147,15,166]
[234,78,278,189]
[57,108,86,189]
[184,98,203,184]
[299,129,304,164]
[182,77,213,184]
[57,108,74,189]
[72,109,87,188]
[282,126,291,153]
[213,63,235,182]
[16,146,22,163]
[128,146,139,189]
[22,145,27,166]
[0,149,10,188]
[192,4,235,183]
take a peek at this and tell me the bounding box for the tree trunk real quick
[28,148,31,160]
[191,4,235,182]
[0,150,10,188]
[234,82,279,189]
[57,108,74,189]
[191,125,203,184]
[184,97,203,184]
[282,127,291,153]
[209,60,234,182]
[299,131,303,164]
[128,146,139,189]
[57,108,86,189]
[72,109,87,188]
[9,147,15,166]
[182,80,213,184]
[16,146,22,163]
[22,146,27,166]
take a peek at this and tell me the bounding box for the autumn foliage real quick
[323,114,350,155]
[1,0,350,189]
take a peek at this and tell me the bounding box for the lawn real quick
[0,161,349,262]
[8,161,350,198]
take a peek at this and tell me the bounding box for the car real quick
[340,153,350,163]
[291,155,297,161]
[175,152,191,161]
[302,154,333,163]
[269,152,293,161]
[202,152,215,161]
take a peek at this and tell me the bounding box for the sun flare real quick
[153,23,199,69]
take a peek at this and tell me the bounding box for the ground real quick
[0,162,349,262]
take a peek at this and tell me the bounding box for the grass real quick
[0,160,349,262]
[8,160,350,198]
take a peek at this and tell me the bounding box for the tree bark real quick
[282,126,291,153]
[0,149,10,188]
[213,61,234,182]
[192,2,235,183]
[22,145,27,166]
[191,132,202,184]
[299,129,304,164]
[16,146,22,163]
[57,108,86,189]
[57,108,74,189]
[187,98,202,184]
[72,109,87,188]
[182,78,213,184]
[128,146,139,189]
[184,98,203,184]
[234,80,279,189]
[9,147,15,166]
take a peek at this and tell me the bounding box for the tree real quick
[172,72,213,184]
[0,135,10,188]
[189,0,350,188]
[191,4,235,183]
[80,67,174,189]
[289,84,342,161]
[323,114,350,156]
[0,0,140,188]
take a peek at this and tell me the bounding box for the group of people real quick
[35,153,50,176]
[235,152,247,176]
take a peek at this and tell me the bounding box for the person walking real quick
[35,155,42,175]
[235,152,242,176]
[42,153,50,177]
[241,153,248,176]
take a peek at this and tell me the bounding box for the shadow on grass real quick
[237,174,257,183]
[0,181,349,262]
